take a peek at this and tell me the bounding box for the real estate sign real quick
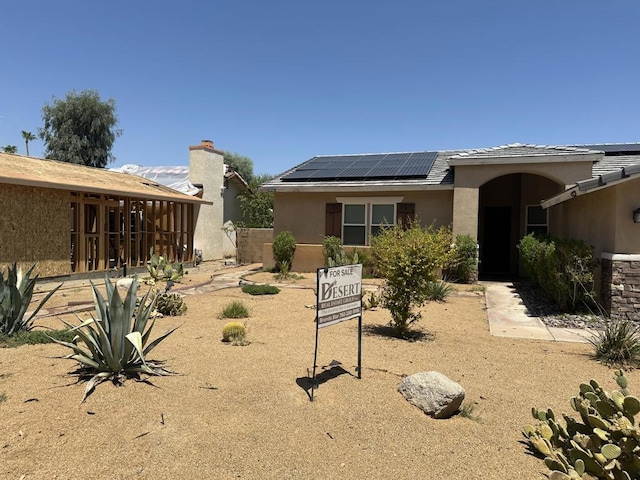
[316,264,363,328]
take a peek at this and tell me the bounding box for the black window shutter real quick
[325,203,342,238]
[397,203,415,229]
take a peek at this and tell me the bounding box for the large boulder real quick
[398,371,465,419]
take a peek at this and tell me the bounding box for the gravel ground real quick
[0,269,633,479]
[514,281,610,330]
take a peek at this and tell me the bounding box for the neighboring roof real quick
[542,163,640,208]
[262,142,640,193]
[0,153,208,204]
[224,165,249,190]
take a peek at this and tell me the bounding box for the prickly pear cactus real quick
[523,370,640,479]
[154,292,187,316]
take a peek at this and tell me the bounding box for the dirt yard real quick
[0,262,631,479]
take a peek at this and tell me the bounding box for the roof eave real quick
[448,153,602,167]
[260,182,453,193]
[0,176,212,205]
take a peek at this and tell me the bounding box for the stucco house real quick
[261,142,640,318]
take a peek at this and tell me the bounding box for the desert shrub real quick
[517,234,597,312]
[154,292,187,316]
[222,321,246,343]
[458,400,480,422]
[221,300,249,319]
[52,276,178,401]
[272,231,296,273]
[426,280,455,302]
[371,223,450,336]
[523,370,640,479]
[0,263,61,336]
[0,392,6,403]
[444,234,478,284]
[589,319,640,366]
[241,284,280,295]
[364,291,380,310]
[0,328,75,347]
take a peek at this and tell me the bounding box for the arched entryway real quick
[478,173,563,278]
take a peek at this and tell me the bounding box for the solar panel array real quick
[281,151,439,182]
[571,144,640,154]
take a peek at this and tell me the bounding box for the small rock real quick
[398,371,465,419]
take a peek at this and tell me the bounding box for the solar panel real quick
[280,151,439,182]
[571,144,640,154]
[396,166,429,177]
[338,168,375,178]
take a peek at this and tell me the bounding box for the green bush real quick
[589,319,640,366]
[517,234,597,312]
[444,234,478,284]
[0,328,75,347]
[241,284,280,295]
[0,263,61,336]
[52,276,178,402]
[371,223,450,336]
[523,370,640,479]
[272,231,296,273]
[221,300,249,319]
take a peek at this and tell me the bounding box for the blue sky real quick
[1,1,639,176]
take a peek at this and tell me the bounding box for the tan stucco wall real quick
[553,178,640,257]
[237,228,273,264]
[273,190,453,243]
[0,184,70,277]
[453,161,593,189]
[190,148,225,260]
[613,180,640,253]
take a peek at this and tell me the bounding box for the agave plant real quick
[0,263,61,336]
[53,276,178,402]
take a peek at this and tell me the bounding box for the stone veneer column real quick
[602,253,640,321]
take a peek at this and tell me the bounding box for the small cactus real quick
[154,292,187,316]
[222,322,246,343]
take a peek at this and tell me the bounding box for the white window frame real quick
[337,197,403,245]
[525,204,548,235]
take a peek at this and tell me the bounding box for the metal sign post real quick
[311,264,363,401]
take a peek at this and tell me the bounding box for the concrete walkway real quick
[483,281,596,343]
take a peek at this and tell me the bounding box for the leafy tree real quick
[21,131,36,156]
[39,89,122,168]
[237,174,274,228]
[224,151,254,183]
[2,145,17,154]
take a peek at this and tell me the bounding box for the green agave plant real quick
[53,276,178,402]
[0,263,61,336]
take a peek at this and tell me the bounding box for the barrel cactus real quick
[222,322,246,344]
[523,370,640,479]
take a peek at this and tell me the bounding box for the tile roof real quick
[447,143,600,159]
[263,142,640,192]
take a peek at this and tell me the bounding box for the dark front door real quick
[481,206,511,275]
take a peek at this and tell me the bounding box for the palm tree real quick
[2,145,18,154]
[21,131,36,156]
